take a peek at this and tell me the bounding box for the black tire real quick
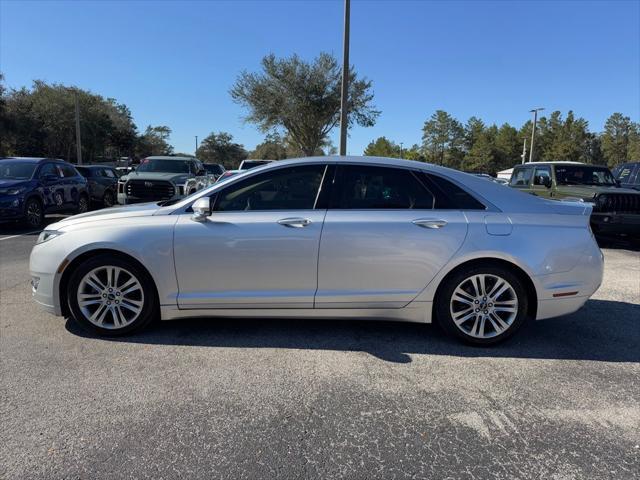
[77,194,89,214]
[23,197,44,228]
[435,265,530,346]
[103,190,115,208]
[67,254,158,336]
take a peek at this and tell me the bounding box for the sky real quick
[1,0,639,155]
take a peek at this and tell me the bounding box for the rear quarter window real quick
[510,167,533,186]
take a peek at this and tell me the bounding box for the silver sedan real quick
[29,156,603,345]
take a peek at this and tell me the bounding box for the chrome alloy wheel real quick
[76,266,145,329]
[449,274,518,339]
[26,201,42,227]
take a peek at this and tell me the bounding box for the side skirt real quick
[160,301,432,324]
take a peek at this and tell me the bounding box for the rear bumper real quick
[533,240,604,320]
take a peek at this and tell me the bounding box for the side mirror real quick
[191,197,211,222]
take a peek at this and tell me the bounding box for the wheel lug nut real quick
[475,308,479,312]
[474,300,479,304]
[102,294,107,298]
[109,288,113,292]
[107,301,111,305]
[116,292,120,296]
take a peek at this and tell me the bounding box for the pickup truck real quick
[117,156,208,204]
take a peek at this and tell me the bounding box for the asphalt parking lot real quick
[1,222,639,479]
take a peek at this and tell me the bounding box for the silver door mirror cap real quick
[191,197,211,222]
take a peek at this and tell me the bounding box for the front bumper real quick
[0,195,25,221]
[591,212,640,236]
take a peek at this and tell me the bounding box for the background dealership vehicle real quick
[117,156,208,204]
[203,163,225,183]
[238,159,274,170]
[216,169,242,182]
[612,162,640,191]
[1,157,89,228]
[76,165,119,208]
[30,156,603,346]
[510,161,640,235]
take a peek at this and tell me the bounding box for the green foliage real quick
[136,125,174,158]
[421,110,465,168]
[363,136,401,157]
[196,131,248,169]
[249,132,288,160]
[230,52,380,156]
[1,79,139,161]
[601,113,639,167]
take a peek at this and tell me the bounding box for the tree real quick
[1,79,140,161]
[136,125,174,158]
[601,113,637,167]
[494,123,521,171]
[363,136,401,157]
[249,132,288,160]
[421,110,464,167]
[196,131,247,169]
[230,52,380,156]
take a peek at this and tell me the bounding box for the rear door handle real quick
[413,219,447,229]
[277,217,312,228]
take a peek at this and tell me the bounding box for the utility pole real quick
[529,107,544,163]
[195,136,198,154]
[338,0,350,156]
[521,138,527,164]
[74,91,83,165]
[399,142,404,159]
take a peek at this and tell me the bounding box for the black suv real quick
[76,165,119,207]
[612,162,640,191]
[0,157,89,228]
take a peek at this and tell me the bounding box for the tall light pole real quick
[195,136,198,154]
[528,107,544,163]
[521,138,527,164]
[74,90,83,165]
[338,0,350,156]
[399,142,404,159]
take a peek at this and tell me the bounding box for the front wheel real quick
[436,266,529,345]
[24,198,44,228]
[67,255,158,336]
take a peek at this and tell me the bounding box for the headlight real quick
[37,230,64,244]
[0,187,26,195]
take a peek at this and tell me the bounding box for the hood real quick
[48,202,160,230]
[555,184,640,199]
[0,179,30,189]
[122,171,190,183]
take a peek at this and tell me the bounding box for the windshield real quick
[0,161,37,180]
[555,165,617,186]
[240,160,270,170]
[137,159,191,173]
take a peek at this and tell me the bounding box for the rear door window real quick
[60,165,78,178]
[332,165,434,209]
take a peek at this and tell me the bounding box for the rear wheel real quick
[24,198,44,228]
[77,194,89,214]
[67,255,157,336]
[436,265,529,345]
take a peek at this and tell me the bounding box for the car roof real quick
[514,161,585,167]
[145,156,199,161]
[210,155,578,214]
[77,164,115,169]
[0,157,65,163]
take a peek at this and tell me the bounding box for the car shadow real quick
[65,299,639,364]
[596,234,640,251]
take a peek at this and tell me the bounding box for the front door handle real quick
[413,219,447,229]
[277,217,312,228]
